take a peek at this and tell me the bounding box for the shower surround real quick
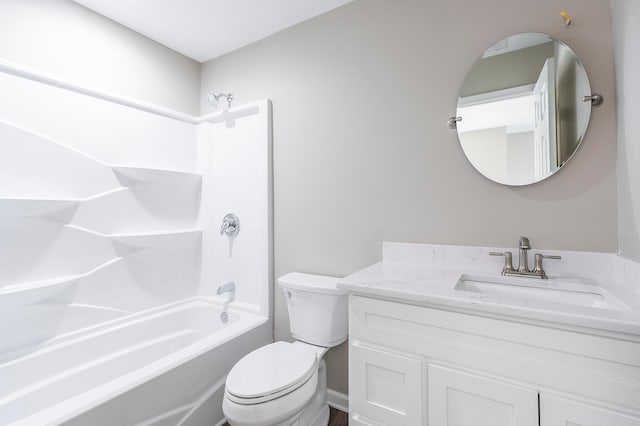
[0,61,272,425]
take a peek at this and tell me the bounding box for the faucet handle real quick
[489,251,515,275]
[220,213,240,236]
[538,254,561,260]
[532,253,561,278]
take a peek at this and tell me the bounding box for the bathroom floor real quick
[221,407,348,426]
[327,407,349,425]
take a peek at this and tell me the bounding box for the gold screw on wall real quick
[560,11,572,26]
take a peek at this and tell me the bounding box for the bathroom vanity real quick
[339,242,640,426]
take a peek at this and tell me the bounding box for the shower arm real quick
[207,93,234,109]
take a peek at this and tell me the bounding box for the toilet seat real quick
[225,341,318,404]
[223,370,318,426]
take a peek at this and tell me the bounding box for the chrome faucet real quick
[490,236,561,279]
[517,236,530,273]
[217,281,236,295]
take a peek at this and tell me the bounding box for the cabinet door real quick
[540,394,640,426]
[350,343,424,425]
[428,364,539,426]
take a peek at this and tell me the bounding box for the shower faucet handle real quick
[220,213,240,236]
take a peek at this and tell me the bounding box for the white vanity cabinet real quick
[427,364,538,426]
[539,394,640,426]
[348,295,640,426]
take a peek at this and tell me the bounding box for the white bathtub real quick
[0,299,271,426]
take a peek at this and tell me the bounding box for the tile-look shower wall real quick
[200,0,617,394]
[613,0,640,262]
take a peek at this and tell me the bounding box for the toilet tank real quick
[278,272,348,347]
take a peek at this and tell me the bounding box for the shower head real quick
[207,92,233,109]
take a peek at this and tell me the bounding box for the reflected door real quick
[533,58,557,180]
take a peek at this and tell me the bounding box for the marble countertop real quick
[338,243,640,337]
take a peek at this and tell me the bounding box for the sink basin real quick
[455,274,630,311]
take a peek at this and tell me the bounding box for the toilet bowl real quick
[222,273,348,426]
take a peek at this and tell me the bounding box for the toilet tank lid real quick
[278,272,347,295]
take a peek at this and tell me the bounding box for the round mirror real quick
[456,33,593,186]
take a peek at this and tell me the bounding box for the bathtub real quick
[0,299,271,426]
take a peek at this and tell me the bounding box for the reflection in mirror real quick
[456,33,593,186]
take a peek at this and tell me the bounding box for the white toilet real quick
[222,272,348,426]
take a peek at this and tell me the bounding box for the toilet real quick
[222,272,348,426]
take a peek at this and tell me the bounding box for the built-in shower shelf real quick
[0,188,130,222]
[66,225,202,239]
[111,166,202,185]
[0,197,80,219]
[0,258,120,307]
[110,229,203,250]
[65,225,202,252]
[109,228,203,239]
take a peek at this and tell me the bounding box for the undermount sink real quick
[455,274,630,311]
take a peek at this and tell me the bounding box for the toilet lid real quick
[226,341,318,401]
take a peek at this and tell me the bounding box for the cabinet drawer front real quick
[428,364,538,426]
[350,343,424,425]
[540,394,640,426]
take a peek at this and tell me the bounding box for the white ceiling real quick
[72,0,354,63]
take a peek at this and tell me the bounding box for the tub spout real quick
[217,281,236,295]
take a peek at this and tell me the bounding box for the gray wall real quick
[201,0,617,394]
[613,0,640,261]
[0,0,201,114]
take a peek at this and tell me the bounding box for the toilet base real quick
[291,359,329,425]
